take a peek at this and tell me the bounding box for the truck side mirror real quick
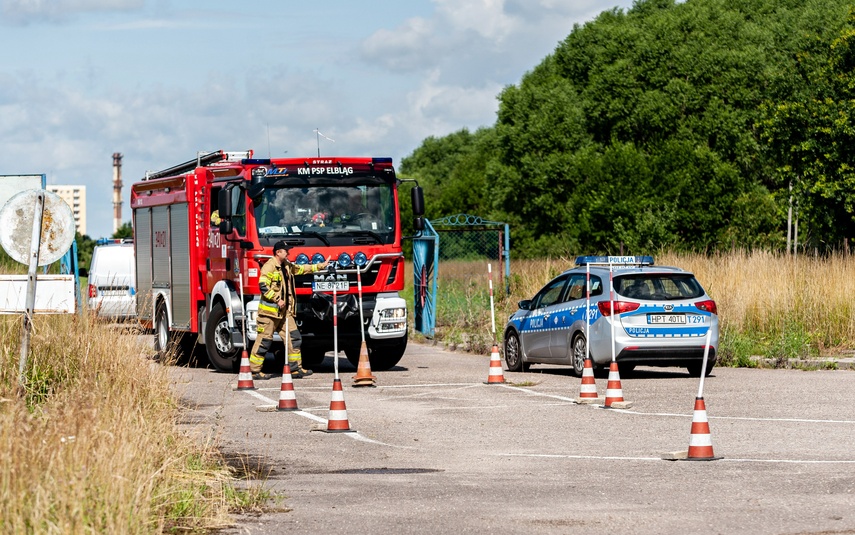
[217,188,233,218]
[411,186,424,217]
[411,186,425,231]
[219,220,233,234]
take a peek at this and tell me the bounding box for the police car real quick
[503,256,718,377]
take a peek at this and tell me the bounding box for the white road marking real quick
[498,452,855,464]
[241,389,412,448]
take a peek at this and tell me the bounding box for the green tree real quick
[112,221,133,240]
[759,10,855,249]
[402,0,854,256]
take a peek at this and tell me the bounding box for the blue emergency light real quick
[574,255,654,267]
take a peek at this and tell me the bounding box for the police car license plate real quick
[647,314,686,324]
[313,281,349,291]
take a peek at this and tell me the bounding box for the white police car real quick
[503,256,718,377]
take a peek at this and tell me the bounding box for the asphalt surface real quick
[167,342,855,535]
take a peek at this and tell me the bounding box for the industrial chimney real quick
[112,152,123,234]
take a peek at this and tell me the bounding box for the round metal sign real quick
[0,189,76,266]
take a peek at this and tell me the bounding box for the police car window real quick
[590,277,603,297]
[618,274,702,299]
[533,275,569,309]
[563,275,587,302]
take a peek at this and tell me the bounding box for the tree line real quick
[399,0,855,258]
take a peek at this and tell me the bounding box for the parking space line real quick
[240,389,412,449]
[604,408,855,425]
[498,453,855,464]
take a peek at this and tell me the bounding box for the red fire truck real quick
[131,150,424,372]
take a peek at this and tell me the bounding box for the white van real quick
[85,239,136,320]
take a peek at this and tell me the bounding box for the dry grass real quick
[0,311,251,533]
[405,250,855,365]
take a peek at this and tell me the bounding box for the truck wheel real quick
[366,337,407,371]
[205,302,240,372]
[300,349,326,369]
[344,343,364,368]
[154,303,171,361]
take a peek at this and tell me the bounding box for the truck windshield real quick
[254,185,396,245]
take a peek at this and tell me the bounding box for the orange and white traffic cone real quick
[323,378,354,432]
[577,357,599,404]
[604,361,631,408]
[484,343,506,384]
[277,363,299,411]
[352,341,376,387]
[686,397,719,460]
[235,349,256,390]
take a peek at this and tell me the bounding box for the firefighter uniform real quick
[249,241,327,378]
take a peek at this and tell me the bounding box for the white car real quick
[85,239,136,320]
[504,256,719,377]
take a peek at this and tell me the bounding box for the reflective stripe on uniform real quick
[258,302,278,315]
[249,354,264,366]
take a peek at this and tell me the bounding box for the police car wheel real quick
[687,360,715,377]
[504,332,523,372]
[571,333,587,378]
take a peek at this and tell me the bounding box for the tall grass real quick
[0,311,252,533]
[405,250,855,366]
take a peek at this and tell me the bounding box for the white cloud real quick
[434,0,517,41]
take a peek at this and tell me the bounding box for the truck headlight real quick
[378,307,407,332]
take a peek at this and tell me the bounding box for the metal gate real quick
[429,213,510,294]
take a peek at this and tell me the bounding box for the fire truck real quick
[131,150,425,372]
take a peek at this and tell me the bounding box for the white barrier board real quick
[0,275,76,314]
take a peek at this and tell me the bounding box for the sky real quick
[0,0,636,239]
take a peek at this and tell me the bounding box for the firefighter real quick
[249,240,329,380]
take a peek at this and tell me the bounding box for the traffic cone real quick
[577,357,599,403]
[277,363,299,411]
[235,350,256,390]
[352,341,376,387]
[604,361,631,408]
[323,378,354,432]
[686,397,719,460]
[484,343,506,384]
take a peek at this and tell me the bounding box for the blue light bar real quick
[371,157,393,164]
[575,255,654,267]
[242,159,271,165]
